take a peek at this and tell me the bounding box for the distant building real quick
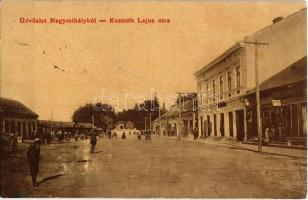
[113,121,125,130]
[156,95,197,137]
[194,8,306,142]
[0,97,39,139]
[152,118,160,134]
[38,120,96,134]
[111,121,139,135]
[125,120,135,129]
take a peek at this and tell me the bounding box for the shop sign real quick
[218,102,227,108]
[272,100,281,106]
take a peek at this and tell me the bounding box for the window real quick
[227,71,231,91]
[236,66,240,93]
[227,71,232,97]
[219,75,224,96]
[212,79,216,102]
[206,82,209,96]
[198,82,201,92]
[212,79,216,96]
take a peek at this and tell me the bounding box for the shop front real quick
[244,56,307,145]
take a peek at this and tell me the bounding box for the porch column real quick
[8,120,11,133]
[20,121,24,138]
[225,111,230,138]
[209,114,214,137]
[217,113,221,137]
[30,121,33,138]
[1,120,5,134]
[34,121,38,132]
[25,122,29,139]
[176,120,179,137]
[192,112,196,130]
[233,111,237,141]
[244,108,247,141]
[198,114,202,137]
[14,120,18,134]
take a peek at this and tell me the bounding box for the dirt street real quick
[1,134,306,198]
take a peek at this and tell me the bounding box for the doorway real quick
[200,116,204,137]
[207,115,211,136]
[229,112,233,137]
[236,110,245,141]
[220,113,225,137]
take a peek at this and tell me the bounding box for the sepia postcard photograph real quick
[0,0,307,198]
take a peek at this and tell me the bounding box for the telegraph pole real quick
[50,109,53,132]
[149,113,152,132]
[157,95,162,136]
[158,105,162,135]
[244,40,269,153]
[176,92,187,139]
[178,94,182,139]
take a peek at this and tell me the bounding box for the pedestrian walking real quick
[121,132,126,139]
[193,127,198,140]
[74,133,79,142]
[27,138,40,186]
[90,131,97,153]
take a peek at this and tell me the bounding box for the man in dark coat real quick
[27,138,40,186]
[90,131,97,153]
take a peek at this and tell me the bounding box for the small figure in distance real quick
[121,132,126,140]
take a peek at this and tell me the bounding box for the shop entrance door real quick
[236,110,245,141]
[214,114,217,136]
[207,115,211,136]
[220,113,225,137]
[229,112,233,137]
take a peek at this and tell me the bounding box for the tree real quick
[71,103,116,130]
[117,97,160,130]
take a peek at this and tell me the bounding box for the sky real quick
[0,0,306,121]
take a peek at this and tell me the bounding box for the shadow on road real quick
[37,173,65,185]
[92,150,103,154]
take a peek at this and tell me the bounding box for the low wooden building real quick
[0,97,39,139]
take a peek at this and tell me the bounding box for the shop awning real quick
[245,56,307,96]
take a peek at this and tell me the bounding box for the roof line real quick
[194,42,242,77]
[245,7,306,40]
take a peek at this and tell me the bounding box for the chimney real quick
[273,16,283,24]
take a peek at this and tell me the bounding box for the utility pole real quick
[244,40,269,153]
[149,113,152,132]
[158,104,162,136]
[50,109,53,132]
[176,92,186,139]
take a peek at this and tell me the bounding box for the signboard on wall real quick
[272,100,282,106]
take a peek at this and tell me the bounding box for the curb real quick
[161,136,307,159]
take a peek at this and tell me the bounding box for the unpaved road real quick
[1,135,306,198]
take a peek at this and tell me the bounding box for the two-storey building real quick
[194,43,247,141]
[194,8,306,142]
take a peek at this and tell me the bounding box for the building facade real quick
[194,8,306,142]
[195,43,247,141]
